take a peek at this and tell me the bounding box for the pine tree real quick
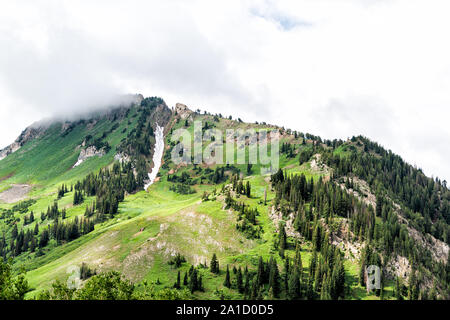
[288,269,300,300]
[210,253,219,274]
[245,181,251,197]
[236,267,243,293]
[268,258,281,298]
[224,265,231,288]
[256,257,265,287]
[174,270,181,289]
[278,222,287,258]
[198,275,203,292]
[189,269,198,293]
[394,277,402,300]
[244,266,250,297]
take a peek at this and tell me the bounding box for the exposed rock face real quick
[310,153,332,176]
[385,255,412,282]
[73,146,106,168]
[269,206,301,239]
[0,126,45,160]
[0,142,20,161]
[149,103,172,128]
[114,152,130,163]
[174,103,193,120]
[338,175,376,208]
[329,219,364,262]
[338,173,449,290]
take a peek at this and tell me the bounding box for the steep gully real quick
[144,124,165,191]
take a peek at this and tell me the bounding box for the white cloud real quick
[0,0,449,181]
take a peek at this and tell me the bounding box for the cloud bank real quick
[0,0,449,182]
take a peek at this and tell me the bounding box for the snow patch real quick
[144,124,164,190]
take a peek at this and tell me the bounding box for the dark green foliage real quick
[210,253,220,274]
[66,271,134,300]
[225,193,262,239]
[0,260,29,300]
[73,190,84,205]
[281,142,295,158]
[278,222,287,258]
[298,148,314,165]
[224,265,231,288]
[80,262,96,280]
[11,199,37,214]
[268,258,281,298]
[321,136,450,243]
[174,271,181,289]
[169,183,196,195]
[168,253,186,268]
[236,267,244,293]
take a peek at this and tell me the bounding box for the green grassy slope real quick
[0,107,141,197]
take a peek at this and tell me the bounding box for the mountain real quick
[0,95,448,300]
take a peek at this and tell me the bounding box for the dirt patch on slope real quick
[0,184,32,203]
[310,154,332,177]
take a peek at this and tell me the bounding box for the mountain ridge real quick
[0,95,448,300]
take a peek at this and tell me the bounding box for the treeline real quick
[167,166,235,194]
[168,166,230,186]
[84,134,111,154]
[272,169,449,299]
[115,97,165,190]
[210,247,344,300]
[73,161,143,218]
[320,136,450,244]
[117,96,161,158]
[169,184,196,195]
[1,160,144,261]
[231,174,251,198]
[3,201,94,257]
[224,192,262,239]
[165,248,345,300]
[280,142,295,158]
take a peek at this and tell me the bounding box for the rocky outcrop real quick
[149,103,172,128]
[0,142,21,161]
[269,206,301,239]
[174,103,194,120]
[0,125,46,160]
[385,255,412,282]
[73,146,106,168]
[329,219,364,262]
[114,152,130,163]
[338,175,376,208]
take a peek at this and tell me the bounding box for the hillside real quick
[0,96,448,300]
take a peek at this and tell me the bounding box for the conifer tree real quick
[236,267,243,293]
[268,258,281,298]
[174,270,181,289]
[210,253,219,274]
[278,222,287,258]
[189,269,198,293]
[224,265,231,288]
[288,269,300,300]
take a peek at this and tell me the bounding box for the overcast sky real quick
[0,0,449,182]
